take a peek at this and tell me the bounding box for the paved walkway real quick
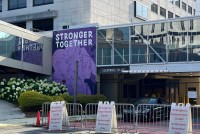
[0,99,25,121]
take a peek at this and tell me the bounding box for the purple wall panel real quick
[52,27,97,95]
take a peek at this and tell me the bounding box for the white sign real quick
[95,101,118,133]
[169,103,192,134]
[188,91,197,98]
[49,101,65,131]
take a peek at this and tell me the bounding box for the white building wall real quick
[0,0,196,30]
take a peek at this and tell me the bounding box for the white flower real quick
[16,87,21,91]
[1,82,4,85]
[12,85,15,89]
[16,82,20,85]
[9,95,12,98]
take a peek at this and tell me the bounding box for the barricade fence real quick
[41,102,200,133]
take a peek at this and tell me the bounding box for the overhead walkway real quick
[97,15,200,74]
[0,20,51,75]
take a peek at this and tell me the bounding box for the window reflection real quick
[97,17,200,65]
[148,23,167,63]
[114,27,129,64]
[168,21,188,62]
[188,19,200,61]
[0,31,43,65]
[97,29,112,65]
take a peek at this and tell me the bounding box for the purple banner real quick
[52,27,97,95]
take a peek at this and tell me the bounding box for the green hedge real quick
[18,91,52,111]
[18,91,108,111]
[76,94,108,107]
[61,93,73,103]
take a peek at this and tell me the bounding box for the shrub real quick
[61,93,73,103]
[18,91,52,111]
[0,77,67,103]
[51,96,65,101]
[91,94,108,103]
[76,94,108,107]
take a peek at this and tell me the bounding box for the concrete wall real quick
[0,20,52,75]
[0,0,196,31]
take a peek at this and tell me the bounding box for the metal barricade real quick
[65,103,83,129]
[135,104,171,133]
[114,103,136,133]
[41,102,51,126]
[41,102,83,130]
[84,103,136,133]
[191,105,200,133]
[84,103,98,130]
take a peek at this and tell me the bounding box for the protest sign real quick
[95,101,118,133]
[169,103,192,134]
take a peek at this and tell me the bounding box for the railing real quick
[41,103,200,133]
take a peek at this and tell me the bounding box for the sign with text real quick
[52,27,97,95]
[49,101,65,131]
[95,101,117,133]
[169,103,192,134]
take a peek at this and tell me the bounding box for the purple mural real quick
[15,37,43,65]
[52,27,97,95]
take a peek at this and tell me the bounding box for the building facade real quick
[0,0,199,104]
[0,0,196,32]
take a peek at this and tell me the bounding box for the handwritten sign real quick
[169,103,192,134]
[49,101,65,131]
[95,101,117,133]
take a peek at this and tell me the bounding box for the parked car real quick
[123,97,171,122]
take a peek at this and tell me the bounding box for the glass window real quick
[134,1,148,20]
[175,15,179,18]
[190,20,193,30]
[188,6,192,14]
[194,9,195,15]
[188,19,200,61]
[160,7,166,18]
[131,25,148,64]
[97,29,112,65]
[175,0,180,7]
[182,2,186,11]
[148,23,167,63]
[151,3,158,14]
[168,11,173,18]
[168,21,188,62]
[32,18,53,31]
[0,0,2,12]
[11,21,26,29]
[33,0,53,6]
[169,0,173,4]
[114,27,129,65]
[8,0,26,10]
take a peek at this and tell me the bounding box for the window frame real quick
[182,2,186,11]
[175,0,180,8]
[33,0,53,6]
[160,7,166,18]
[32,18,54,31]
[151,3,158,14]
[8,0,27,10]
[168,11,173,18]
[188,5,192,15]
